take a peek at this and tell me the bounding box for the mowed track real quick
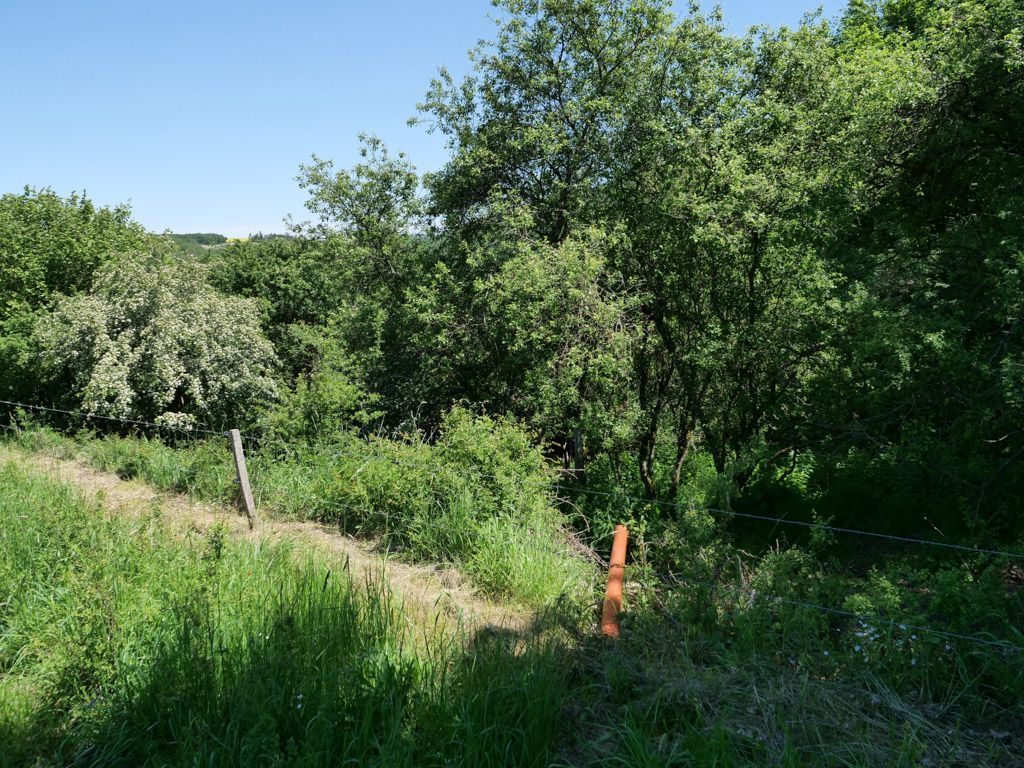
[1,446,533,637]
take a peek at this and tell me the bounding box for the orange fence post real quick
[601,524,629,637]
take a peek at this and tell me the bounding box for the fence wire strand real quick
[550,483,1024,561]
[6,398,1024,560]
[0,398,229,437]
[5,398,1024,561]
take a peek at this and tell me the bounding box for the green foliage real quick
[790,0,1024,539]
[11,410,593,607]
[35,250,279,428]
[261,407,594,605]
[260,326,384,442]
[6,1,1024,760]
[414,0,842,498]
[209,139,431,413]
[0,187,148,400]
[0,461,568,767]
[208,235,347,346]
[176,232,226,246]
[408,201,637,440]
[83,432,239,500]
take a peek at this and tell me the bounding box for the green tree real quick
[795,0,1024,534]
[0,188,148,400]
[417,0,840,497]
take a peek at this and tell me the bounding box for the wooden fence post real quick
[601,524,629,637]
[228,428,256,530]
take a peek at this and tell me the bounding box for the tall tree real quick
[418,0,841,497]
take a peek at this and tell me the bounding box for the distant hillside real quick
[166,232,227,257]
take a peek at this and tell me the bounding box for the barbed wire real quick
[5,398,1024,561]
[550,483,1024,561]
[238,430,1024,560]
[3,398,1020,656]
[651,568,1023,654]
[255,436,1024,561]
[0,399,229,437]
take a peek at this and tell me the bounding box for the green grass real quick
[4,426,1022,766]
[6,422,593,608]
[0,459,568,767]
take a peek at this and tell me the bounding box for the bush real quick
[257,407,593,605]
[35,250,279,428]
[0,188,150,402]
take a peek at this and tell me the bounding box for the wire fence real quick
[0,398,230,438]
[2,397,1022,656]
[652,569,1023,654]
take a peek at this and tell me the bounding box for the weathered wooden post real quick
[228,428,256,530]
[601,524,629,637]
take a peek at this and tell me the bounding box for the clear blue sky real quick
[1,1,846,236]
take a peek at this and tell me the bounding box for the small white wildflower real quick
[911,634,918,641]
[911,658,917,666]
[854,645,861,652]
[899,624,907,631]
[823,650,829,656]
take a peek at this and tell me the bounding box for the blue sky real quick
[1,1,846,236]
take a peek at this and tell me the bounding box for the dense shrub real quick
[256,407,593,605]
[35,251,279,429]
[0,188,149,401]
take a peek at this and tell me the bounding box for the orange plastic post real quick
[601,525,629,637]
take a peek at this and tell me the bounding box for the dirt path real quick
[2,446,532,636]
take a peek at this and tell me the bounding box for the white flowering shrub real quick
[36,252,278,427]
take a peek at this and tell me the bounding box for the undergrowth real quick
[3,426,1022,765]
[5,412,593,608]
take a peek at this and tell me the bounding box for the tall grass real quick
[0,461,567,767]
[5,415,593,608]
[5,425,1021,765]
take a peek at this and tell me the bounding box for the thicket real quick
[7,1,1023,550]
[4,431,1021,765]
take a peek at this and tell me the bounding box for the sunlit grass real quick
[6,424,593,608]
[0,460,567,767]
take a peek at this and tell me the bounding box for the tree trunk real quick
[572,427,585,483]
[669,423,693,498]
[638,425,658,499]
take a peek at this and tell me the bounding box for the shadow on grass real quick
[33,566,568,768]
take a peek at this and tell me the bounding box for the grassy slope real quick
[3,429,1022,766]
[0,459,566,767]
[6,425,595,609]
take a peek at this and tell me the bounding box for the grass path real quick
[1,445,533,635]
